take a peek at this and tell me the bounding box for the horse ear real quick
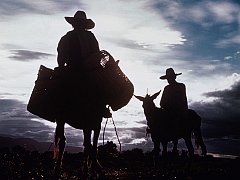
[151,90,161,100]
[134,95,145,101]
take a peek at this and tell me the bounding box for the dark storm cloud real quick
[0,98,54,142]
[0,0,83,16]
[98,124,147,146]
[204,138,240,156]
[9,50,54,61]
[0,99,30,118]
[0,120,54,142]
[190,80,240,139]
[117,127,147,144]
[204,80,240,101]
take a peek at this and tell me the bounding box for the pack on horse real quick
[135,90,207,158]
[27,51,134,178]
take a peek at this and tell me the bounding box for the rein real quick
[103,116,122,152]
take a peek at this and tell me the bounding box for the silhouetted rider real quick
[57,11,99,70]
[160,68,188,130]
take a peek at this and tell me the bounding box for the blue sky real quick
[0,0,239,156]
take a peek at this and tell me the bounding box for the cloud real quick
[0,99,29,118]
[206,1,240,24]
[151,0,240,25]
[224,56,233,60]
[216,34,240,47]
[0,98,54,141]
[184,59,232,77]
[0,0,83,17]
[149,0,240,58]
[190,78,240,139]
[204,79,240,101]
[0,120,54,142]
[9,50,54,61]
[89,0,186,53]
[0,98,87,145]
[204,138,240,156]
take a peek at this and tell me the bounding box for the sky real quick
[0,0,239,156]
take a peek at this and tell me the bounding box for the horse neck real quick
[144,103,158,121]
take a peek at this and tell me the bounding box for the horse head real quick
[134,90,161,125]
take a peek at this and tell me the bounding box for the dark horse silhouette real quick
[52,51,133,178]
[28,65,111,178]
[135,90,207,158]
[52,72,109,178]
[28,51,134,178]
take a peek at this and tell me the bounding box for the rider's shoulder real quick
[177,82,186,86]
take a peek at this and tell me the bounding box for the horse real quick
[135,90,207,158]
[52,72,111,179]
[27,51,133,178]
[52,53,133,178]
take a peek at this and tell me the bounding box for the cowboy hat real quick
[65,11,95,29]
[159,68,182,80]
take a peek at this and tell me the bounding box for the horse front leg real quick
[83,129,92,176]
[152,140,160,156]
[184,134,194,157]
[152,140,161,168]
[53,121,66,175]
[93,125,101,155]
[83,127,104,178]
[92,125,105,177]
[172,139,179,156]
[162,141,168,157]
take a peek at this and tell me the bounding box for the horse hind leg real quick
[184,134,194,157]
[83,129,92,177]
[92,127,105,178]
[53,122,66,175]
[83,128,105,179]
[194,128,207,156]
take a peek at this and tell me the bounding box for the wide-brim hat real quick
[65,11,95,29]
[160,68,182,80]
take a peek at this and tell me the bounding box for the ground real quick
[0,145,239,179]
